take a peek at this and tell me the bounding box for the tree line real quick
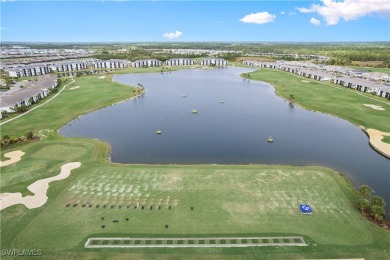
[357,185,386,223]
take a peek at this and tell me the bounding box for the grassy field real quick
[1,75,137,138]
[2,139,390,259]
[246,69,390,134]
[1,68,390,259]
[2,147,390,258]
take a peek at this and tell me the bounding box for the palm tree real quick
[359,185,372,199]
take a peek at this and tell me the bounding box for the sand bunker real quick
[98,76,106,79]
[0,162,81,210]
[365,129,390,159]
[301,80,310,83]
[69,86,80,90]
[363,104,385,111]
[0,150,25,167]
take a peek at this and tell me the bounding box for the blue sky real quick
[1,0,389,42]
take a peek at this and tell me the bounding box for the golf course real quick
[1,67,389,259]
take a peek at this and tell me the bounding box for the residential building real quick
[242,60,262,67]
[0,74,58,116]
[200,58,228,66]
[165,58,195,66]
[50,61,87,72]
[334,76,390,98]
[298,69,334,81]
[93,59,129,69]
[132,59,162,67]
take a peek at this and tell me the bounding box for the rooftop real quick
[0,74,57,108]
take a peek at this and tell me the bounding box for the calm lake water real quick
[61,67,390,210]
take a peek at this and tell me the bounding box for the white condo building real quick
[165,58,195,66]
[132,59,162,67]
[200,58,227,66]
[93,59,129,69]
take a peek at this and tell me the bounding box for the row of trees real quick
[357,185,386,222]
[1,131,34,148]
[93,49,204,62]
[93,43,390,67]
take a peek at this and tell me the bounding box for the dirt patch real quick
[0,162,81,210]
[0,150,25,167]
[365,129,390,158]
[363,104,385,111]
[351,61,384,67]
[301,80,310,83]
[360,209,389,231]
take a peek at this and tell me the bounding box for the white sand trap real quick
[0,150,25,167]
[301,80,310,83]
[366,129,390,158]
[69,86,80,90]
[0,162,81,210]
[98,76,106,79]
[363,104,385,110]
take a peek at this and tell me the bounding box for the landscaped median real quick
[245,68,390,157]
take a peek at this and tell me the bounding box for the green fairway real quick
[1,142,390,258]
[1,69,390,259]
[7,164,374,247]
[247,69,390,133]
[1,75,137,138]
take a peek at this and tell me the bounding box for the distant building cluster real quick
[2,59,129,78]
[156,49,242,56]
[0,47,95,59]
[242,60,390,98]
[2,58,229,78]
[246,52,330,61]
[0,57,229,117]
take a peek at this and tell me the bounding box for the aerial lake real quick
[61,67,390,208]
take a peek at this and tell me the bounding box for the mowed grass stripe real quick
[10,164,374,249]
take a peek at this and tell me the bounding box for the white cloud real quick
[296,7,312,14]
[280,11,286,15]
[162,30,183,39]
[310,17,321,26]
[297,0,390,25]
[240,12,276,24]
